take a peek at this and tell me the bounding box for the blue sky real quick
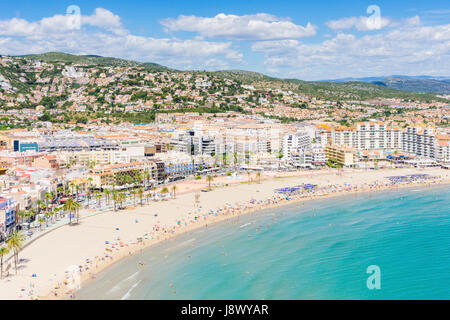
[0,0,449,80]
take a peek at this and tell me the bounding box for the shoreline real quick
[64,176,450,300]
[0,167,447,300]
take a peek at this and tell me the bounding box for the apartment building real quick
[88,162,143,188]
[0,151,47,168]
[291,150,314,168]
[193,136,216,156]
[32,155,59,170]
[326,122,402,151]
[283,130,311,161]
[317,122,448,164]
[0,197,17,238]
[325,145,356,167]
[402,126,436,159]
[435,134,450,164]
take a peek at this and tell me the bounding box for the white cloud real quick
[0,8,243,70]
[253,20,450,80]
[160,13,317,40]
[0,8,127,39]
[82,8,126,35]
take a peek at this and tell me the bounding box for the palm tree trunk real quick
[14,251,17,274]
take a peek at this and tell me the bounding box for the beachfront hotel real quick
[316,122,403,151]
[315,121,449,165]
[324,145,356,167]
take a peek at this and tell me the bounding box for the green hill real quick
[212,70,275,83]
[3,52,448,102]
[375,77,450,94]
[21,52,173,72]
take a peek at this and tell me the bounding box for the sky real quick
[0,0,449,80]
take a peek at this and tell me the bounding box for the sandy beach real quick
[0,167,448,300]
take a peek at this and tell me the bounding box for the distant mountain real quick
[374,77,450,94]
[280,79,444,101]
[326,75,450,82]
[20,52,174,72]
[325,75,450,94]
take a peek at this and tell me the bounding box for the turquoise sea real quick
[77,185,450,300]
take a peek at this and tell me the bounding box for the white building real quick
[402,126,436,159]
[283,130,311,161]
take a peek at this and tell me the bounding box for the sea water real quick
[77,185,450,300]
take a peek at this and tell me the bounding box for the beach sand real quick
[0,167,448,300]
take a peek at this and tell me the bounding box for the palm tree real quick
[74,201,81,224]
[0,246,10,279]
[38,217,45,231]
[151,186,157,199]
[206,175,213,191]
[137,188,144,206]
[17,210,26,227]
[52,207,60,221]
[171,185,177,199]
[135,171,143,187]
[124,175,133,190]
[7,231,25,275]
[69,182,75,196]
[64,198,78,225]
[25,210,35,224]
[95,192,102,207]
[247,171,251,183]
[131,189,137,206]
[104,189,111,205]
[112,191,120,211]
[87,177,93,207]
[35,200,44,215]
[145,191,152,204]
[75,184,80,202]
[256,172,261,184]
[144,170,151,188]
[118,192,126,209]
[44,192,52,212]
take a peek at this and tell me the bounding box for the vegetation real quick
[7,231,25,274]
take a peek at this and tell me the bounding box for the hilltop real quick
[373,77,450,95]
[21,52,174,73]
[325,75,450,95]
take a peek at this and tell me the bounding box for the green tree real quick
[64,198,79,225]
[7,231,25,275]
[171,185,177,199]
[206,175,214,191]
[137,188,144,206]
[0,246,10,279]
